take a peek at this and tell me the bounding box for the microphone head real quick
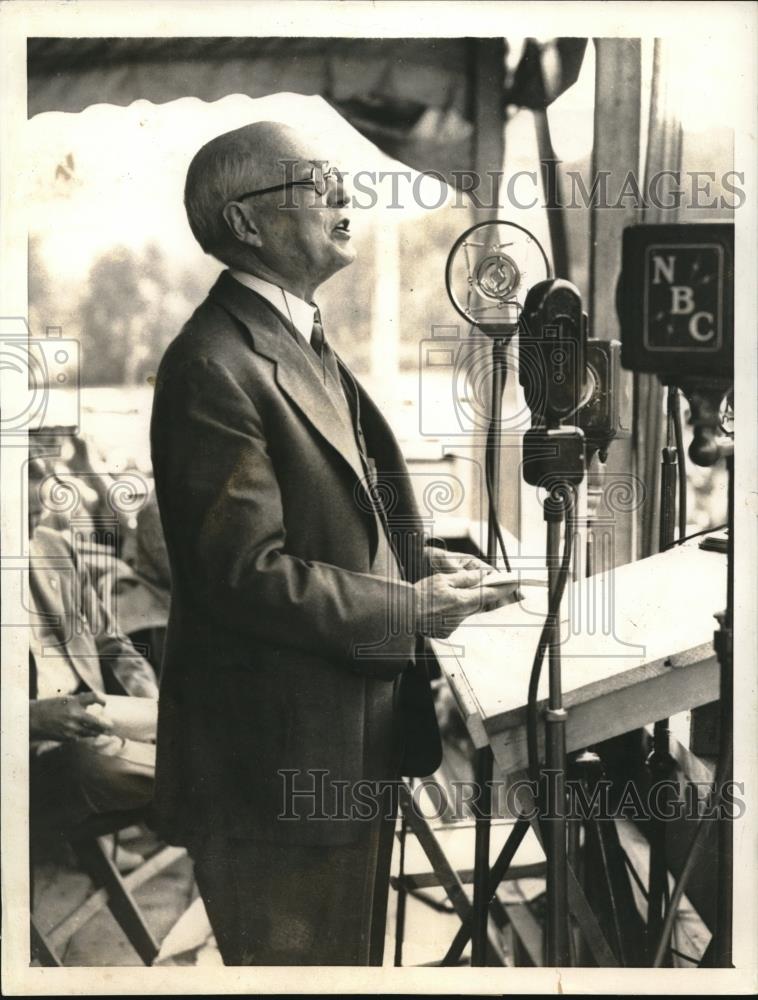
[445,221,550,336]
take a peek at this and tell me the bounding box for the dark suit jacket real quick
[150,271,441,848]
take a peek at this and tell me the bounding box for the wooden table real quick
[434,542,726,778]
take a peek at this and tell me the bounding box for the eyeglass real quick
[233,162,343,201]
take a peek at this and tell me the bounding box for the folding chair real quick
[30,806,185,966]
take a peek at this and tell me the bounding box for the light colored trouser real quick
[31,735,155,830]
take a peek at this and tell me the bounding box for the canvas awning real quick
[27,36,586,181]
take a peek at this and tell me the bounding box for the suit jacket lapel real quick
[209,271,371,494]
[337,362,428,583]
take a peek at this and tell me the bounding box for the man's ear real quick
[222,202,262,247]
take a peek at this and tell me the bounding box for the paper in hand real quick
[86,695,158,743]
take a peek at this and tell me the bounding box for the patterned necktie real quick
[311,306,339,385]
[311,307,325,357]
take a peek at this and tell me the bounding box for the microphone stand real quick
[712,449,734,967]
[519,276,586,966]
[523,421,584,968]
[650,445,734,968]
[648,394,734,968]
[645,391,680,963]
[471,332,510,967]
[543,483,572,966]
[443,220,551,966]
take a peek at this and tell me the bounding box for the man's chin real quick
[325,244,357,275]
[334,242,357,266]
[311,244,357,289]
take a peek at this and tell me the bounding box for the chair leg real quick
[31,918,62,967]
[30,843,62,966]
[393,816,408,967]
[70,836,159,965]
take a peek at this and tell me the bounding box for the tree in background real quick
[31,235,372,386]
[78,246,147,385]
[28,235,62,341]
[398,205,465,370]
[30,242,208,387]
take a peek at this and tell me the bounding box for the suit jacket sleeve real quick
[156,356,418,674]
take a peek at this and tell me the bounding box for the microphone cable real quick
[668,386,688,542]
[485,412,512,573]
[661,521,727,553]
[483,339,512,572]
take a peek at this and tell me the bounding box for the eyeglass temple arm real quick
[235,179,315,201]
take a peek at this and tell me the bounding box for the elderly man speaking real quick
[150,121,513,966]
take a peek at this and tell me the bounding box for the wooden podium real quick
[433,541,725,781]
[393,541,726,965]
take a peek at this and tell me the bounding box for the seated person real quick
[29,428,135,552]
[28,523,158,837]
[27,455,88,536]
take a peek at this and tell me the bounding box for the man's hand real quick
[425,546,491,576]
[414,569,511,639]
[29,692,113,742]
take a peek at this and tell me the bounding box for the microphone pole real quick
[445,221,551,966]
[471,333,508,966]
[521,278,587,967]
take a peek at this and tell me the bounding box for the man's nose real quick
[326,174,349,209]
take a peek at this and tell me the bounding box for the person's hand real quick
[425,546,491,576]
[414,569,510,639]
[29,692,113,742]
[424,547,522,606]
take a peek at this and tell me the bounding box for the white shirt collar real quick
[229,270,316,344]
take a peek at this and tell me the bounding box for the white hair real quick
[184,121,298,264]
